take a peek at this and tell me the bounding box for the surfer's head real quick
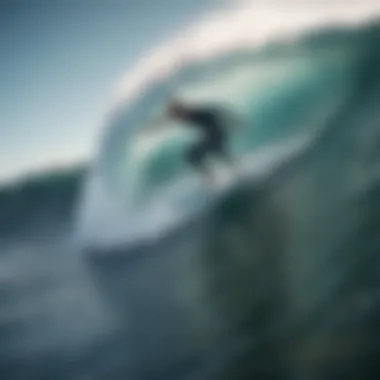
[166,99,188,119]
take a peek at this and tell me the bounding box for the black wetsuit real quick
[183,107,229,169]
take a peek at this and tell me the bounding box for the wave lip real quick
[113,2,380,108]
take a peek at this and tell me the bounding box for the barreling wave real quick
[78,7,380,248]
[78,8,380,379]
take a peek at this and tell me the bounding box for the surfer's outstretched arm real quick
[141,115,172,136]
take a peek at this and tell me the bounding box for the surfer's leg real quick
[186,142,215,185]
[212,136,242,181]
[213,135,234,167]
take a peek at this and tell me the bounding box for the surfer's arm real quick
[141,115,172,135]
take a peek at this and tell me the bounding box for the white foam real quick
[79,133,311,249]
[111,1,380,111]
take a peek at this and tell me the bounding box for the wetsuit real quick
[182,107,230,170]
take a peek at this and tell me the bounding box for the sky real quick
[0,0,220,183]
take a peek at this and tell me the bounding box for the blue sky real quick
[0,0,220,183]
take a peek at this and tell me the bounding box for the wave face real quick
[77,17,380,380]
[79,15,379,247]
[72,12,380,380]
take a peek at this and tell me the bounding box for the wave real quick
[79,17,380,248]
[82,21,380,377]
[0,167,84,238]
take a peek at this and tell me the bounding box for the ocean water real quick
[2,18,380,380]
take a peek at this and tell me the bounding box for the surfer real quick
[146,99,243,185]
